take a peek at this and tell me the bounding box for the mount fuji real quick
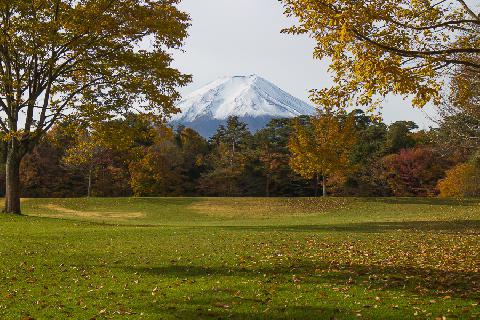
[170,75,316,137]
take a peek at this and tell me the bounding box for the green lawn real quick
[0,197,479,319]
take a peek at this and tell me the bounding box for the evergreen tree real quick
[199,117,252,196]
[254,119,295,196]
[384,121,418,154]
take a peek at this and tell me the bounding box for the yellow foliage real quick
[281,0,479,110]
[288,112,356,180]
[438,163,480,198]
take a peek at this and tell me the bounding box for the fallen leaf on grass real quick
[214,302,230,309]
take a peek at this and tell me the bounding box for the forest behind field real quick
[7,107,477,199]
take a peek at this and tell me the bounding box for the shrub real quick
[380,148,445,196]
[438,162,480,198]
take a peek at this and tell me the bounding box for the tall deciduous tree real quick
[129,126,184,196]
[281,0,479,109]
[62,126,104,198]
[289,112,356,196]
[0,0,191,213]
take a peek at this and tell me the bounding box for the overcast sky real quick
[172,0,437,128]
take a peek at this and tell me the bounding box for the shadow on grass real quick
[361,197,480,206]
[221,220,480,234]
[158,304,347,320]
[128,260,480,301]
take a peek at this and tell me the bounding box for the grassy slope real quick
[0,197,478,319]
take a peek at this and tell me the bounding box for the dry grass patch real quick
[37,204,145,221]
[189,197,352,218]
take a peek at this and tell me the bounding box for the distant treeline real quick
[1,109,478,198]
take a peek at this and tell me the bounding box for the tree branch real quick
[456,0,480,21]
[37,76,107,134]
[352,29,480,69]
[385,18,479,31]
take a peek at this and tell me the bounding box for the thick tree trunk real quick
[314,173,319,197]
[4,141,23,214]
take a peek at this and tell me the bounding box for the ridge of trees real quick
[4,107,477,199]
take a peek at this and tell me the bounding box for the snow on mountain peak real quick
[171,75,315,123]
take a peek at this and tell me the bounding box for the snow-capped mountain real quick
[170,74,315,137]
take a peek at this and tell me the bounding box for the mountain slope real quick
[171,75,315,137]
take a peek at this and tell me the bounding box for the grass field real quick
[0,197,479,319]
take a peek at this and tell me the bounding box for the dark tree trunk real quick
[4,140,23,214]
[314,173,319,197]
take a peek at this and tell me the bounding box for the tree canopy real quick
[0,0,191,213]
[289,112,356,196]
[281,0,480,109]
